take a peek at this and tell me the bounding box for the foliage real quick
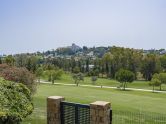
[150,73,161,92]
[35,67,44,83]
[45,68,64,84]
[3,46,166,83]
[56,47,75,55]
[150,73,166,91]
[91,76,98,85]
[72,73,84,86]
[25,56,38,73]
[85,58,89,73]
[73,66,80,73]
[14,54,28,67]
[159,73,166,85]
[51,69,64,84]
[141,54,161,81]
[99,47,143,79]
[102,52,112,77]
[5,55,15,66]
[43,64,55,71]
[115,69,135,90]
[0,64,36,94]
[89,69,99,76]
[14,54,42,73]
[0,58,2,64]
[160,55,166,72]
[0,78,33,124]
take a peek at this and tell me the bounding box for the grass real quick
[43,73,166,91]
[22,83,166,124]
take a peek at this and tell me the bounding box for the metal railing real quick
[22,109,166,124]
[112,110,166,124]
[60,101,90,124]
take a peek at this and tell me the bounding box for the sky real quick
[0,0,166,54]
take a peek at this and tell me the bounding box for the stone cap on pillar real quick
[48,96,65,100]
[90,101,110,109]
[47,96,65,103]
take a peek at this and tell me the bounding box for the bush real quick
[0,78,33,124]
[0,64,36,94]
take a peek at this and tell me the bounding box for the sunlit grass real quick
[22,84,166,124]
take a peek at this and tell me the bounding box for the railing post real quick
[47,96,65,124]
[90,101,111,124]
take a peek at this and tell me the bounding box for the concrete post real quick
[47,96,65,124]
[90,101,111,124]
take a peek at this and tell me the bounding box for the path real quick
[40,80,166,94]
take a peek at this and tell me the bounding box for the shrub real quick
[0,64,36,94]
[0,78,33,124]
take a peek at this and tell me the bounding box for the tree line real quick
[1,46,166,81]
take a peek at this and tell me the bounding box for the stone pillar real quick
[90,101,111,124]
[47,96,65,124]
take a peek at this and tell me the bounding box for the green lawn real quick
[43,73,166,91]
[22,83,166,124]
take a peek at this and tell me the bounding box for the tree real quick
[89,69,99,77]
[5,55,15,66]
[45,68,64,84]
[83,46,88,52]
[159,73,166,90]
[26,56,38,73]
[115,69,135,90]
[141,54,161,81]
[43,64,55,71]
[0,64,36,94]
[14,54,28,67]
[160,55,166,72]
[72,73,84,86]
[35,67,43,83]
[0,57,2,64]
[102,52,111,78]
[0,78,33,123]
[150,73,161,92]
[107,46,142,79]
[45,70,52,82]
[85,58,89,73]
[73,66,80,74]
[51,69,64,84]
[91,76,97,85]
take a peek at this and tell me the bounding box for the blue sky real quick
[0,0,166,54]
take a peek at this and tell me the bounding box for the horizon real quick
[0,0,166,54]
